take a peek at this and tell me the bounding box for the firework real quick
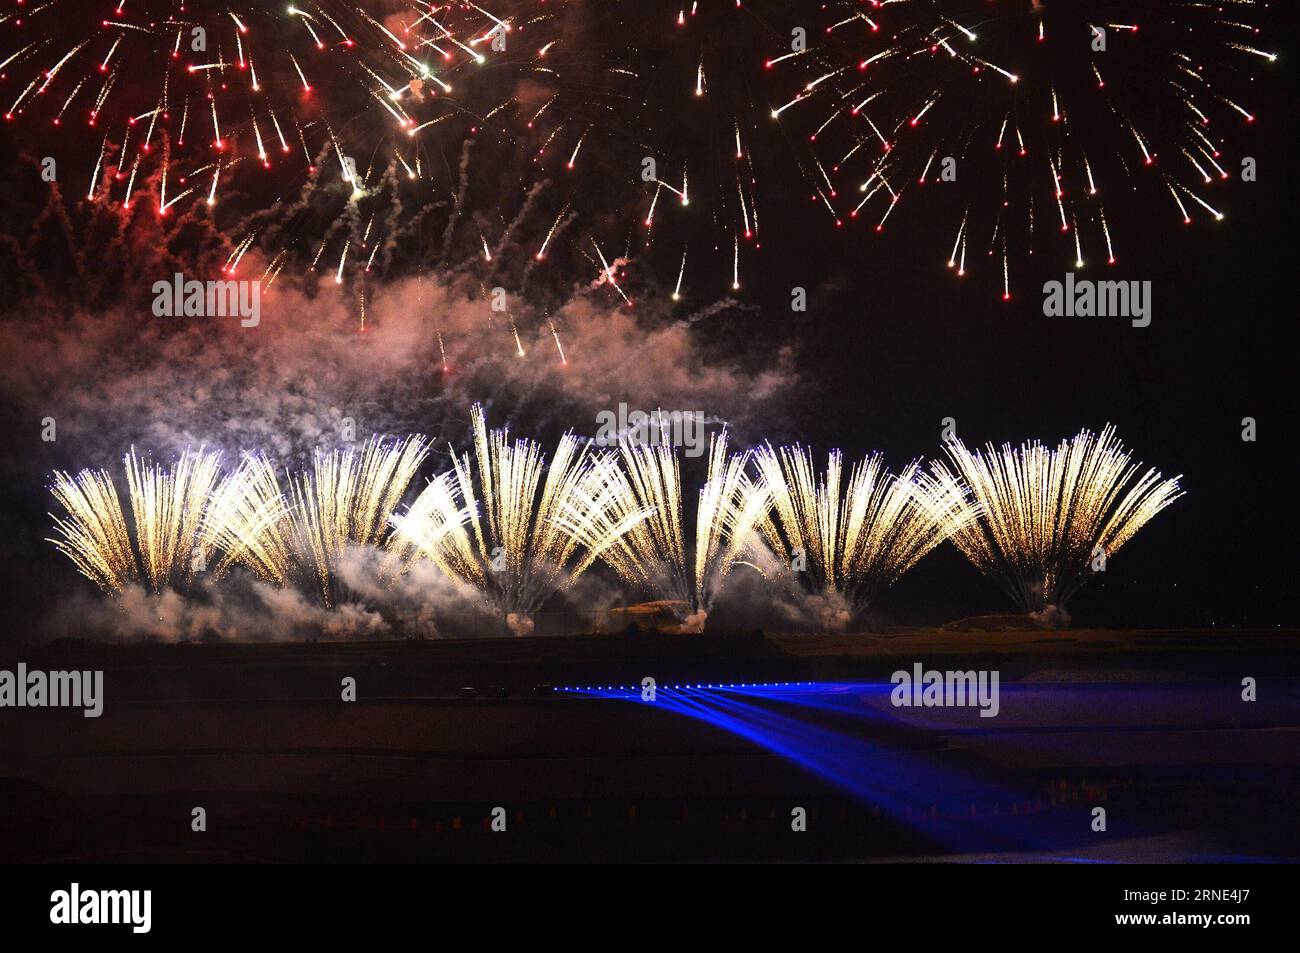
[933,426,1183,619]
[592,434,771,633]
[775,1,1276,296]
[48,447,223,594]
[201,452,296,585]
[48,467,138,595]
[388,405,646,634]
[287,435,430,606]
[384,468,479,581]
[3,0,809,310]
[125,446,225,591]
[751,444,972,627]
[195,436,429,605]
[45,421,1187,634]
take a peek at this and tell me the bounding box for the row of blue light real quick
[554,681,818,694]
[550,679,1130,854]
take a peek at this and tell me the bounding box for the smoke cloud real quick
[2,267,794,467]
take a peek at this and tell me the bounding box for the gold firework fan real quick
[48,447,224,595]
[933,425,1183,616]
[593,433,772,633]
[199,437,430,606]
[48,467,138,595]
[751,444,973,624]
[201,452,296,585]
[288,435,430,606]
[389,404,648,634]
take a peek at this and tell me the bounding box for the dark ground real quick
[1,628,1296,862]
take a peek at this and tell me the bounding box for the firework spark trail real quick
[385,468,481,587]
[287,435,430,607]
[775,0,1275,296]
[751,444,973,626]
[48,448,224,595]
[388,404,648,634]
[932,426,1183,618]
[592,433,771,633]
[124,446,224,592]
[193,436,428,606]
[47,467,138,595]
[5,1,851,309]
[201,453,295,585]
